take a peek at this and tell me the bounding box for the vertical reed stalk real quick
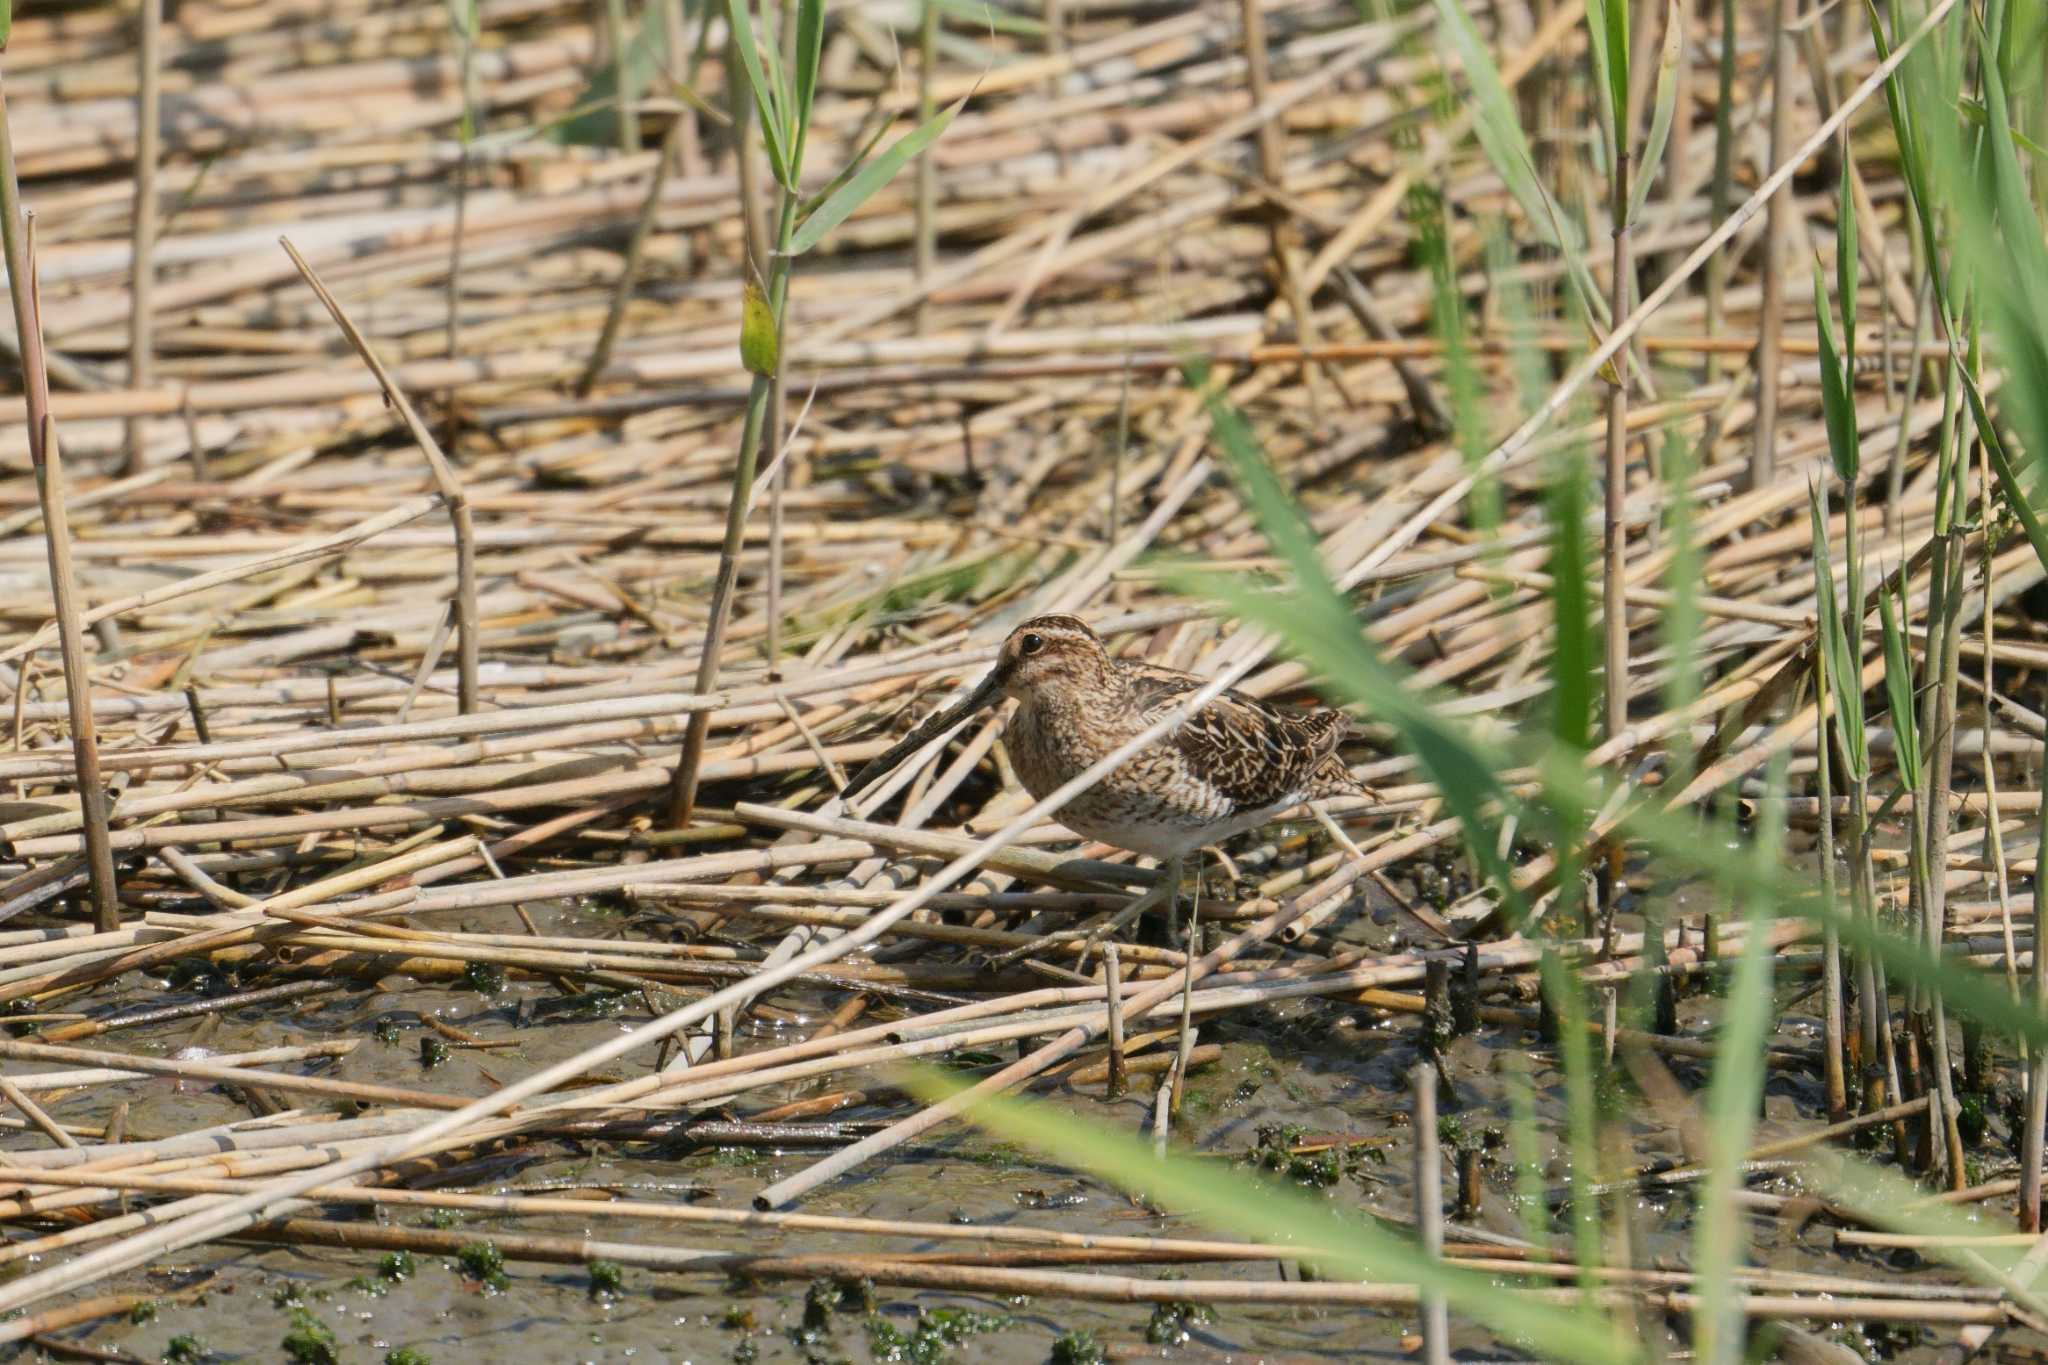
[1918,547,1969,1184]
[1412,1060,1449,1365]
[1812,636,1847,1123]
[1750,0,1793,488]
[444,0,479,470]
[123,0,161,479]
[1102,944,1126,1100]
[761,0,799,677]
[2027,747,2048,1230]
[1703,0,1735,385]
[1597,0,1636,951]
[914,0,937,336]
[1239,0,1329,406]
[1976,445,2020,998]
[0,123,119,930]
[1831,464,1885,1123]
[1914,355,1969,1185]
[670,8,800,825]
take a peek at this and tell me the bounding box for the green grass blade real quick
[727,0,795,189]
[1807,485,1866,781]
[1877,581,1921,793]
[1957,96,2048,163]
[1971,32,2048,493]
[1658,424,1703,784]
[1808,1153,2048,1317]
[1417,191,1496,536]
[1690,763,1784,1365]
[1431,0,1606,327]
[788,96,965,255]
[1505,1066,1554,1255]
[792,0,824,147]
[1537,952,1605,1296]
[1813,263,1860,485]
[1626,0,1684,224]
[902,1070,1633,1364]
[929,0,1047,35]
[1180,366,1524,918]
[1546,446,1593,753]
[1583,0,1626,142]
[1836,159,1858,374]
[1603,0,1628,134]
[1974,376,2048,575]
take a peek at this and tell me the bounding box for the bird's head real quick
[987,614,1108,698]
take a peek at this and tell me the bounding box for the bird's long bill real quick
[839,668,1004,801]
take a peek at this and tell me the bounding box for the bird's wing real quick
[1126,664,1348,811]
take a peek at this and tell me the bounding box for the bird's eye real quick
[1019,633,1045,655]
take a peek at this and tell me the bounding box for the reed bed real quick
[0,0,2041,1359]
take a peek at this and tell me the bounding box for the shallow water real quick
[8,882,2036,1363]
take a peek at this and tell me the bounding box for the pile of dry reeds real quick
[0,0,2038,1358]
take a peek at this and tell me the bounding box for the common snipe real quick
[841,613,1368,945]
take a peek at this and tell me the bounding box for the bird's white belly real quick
[1055,795,1305,860]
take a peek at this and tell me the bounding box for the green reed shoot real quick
[670,0,964,824]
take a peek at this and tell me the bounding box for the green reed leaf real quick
[787,97,965,255]
[1691,762,1782,1365]
[1807,485,1867,782]
[1546,447,1593,754]
[1431,0,1606,328]
[792,0,824,150]
[902,1069,1632,1364]
[728,0,795,190]
[1180,363,1524,921]
[1627,0,1684,224]
[1836,159,1857,375]
[1808,1153,2048,1320]
[1876,580,1921,794]
[929,0,1047,35]
[1813,263,1860,486]
[1537,952,1603,1290]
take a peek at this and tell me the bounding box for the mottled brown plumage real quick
[841,614,1365,860]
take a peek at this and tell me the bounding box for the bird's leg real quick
[1071,862,1175,953]
[1170,853,1197,1122]
[997,865,1167,970]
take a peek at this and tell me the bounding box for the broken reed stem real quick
[0,70,120,933]
[1103,942,1127,1099]
[123,0,162,479]
[1414,1060,1449,1365]
[0,1077,76,1150]
[579,119,682,395]
[278,236,479,714]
